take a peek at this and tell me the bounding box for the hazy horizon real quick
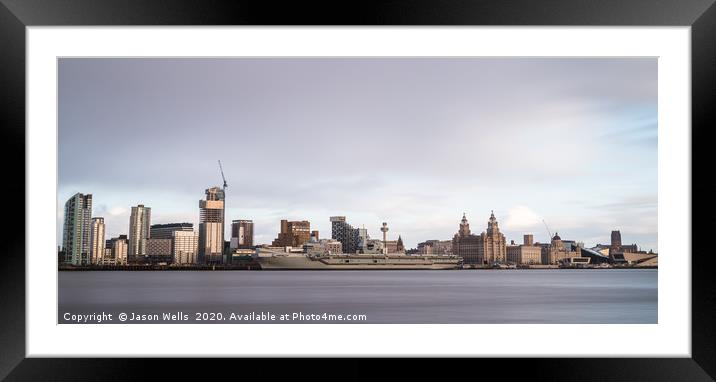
[58,57,658,251]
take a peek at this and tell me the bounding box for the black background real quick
[1,0,714,380]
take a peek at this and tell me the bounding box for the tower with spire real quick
[479,210,507,264]
[452,213,482,266]
[458,212,471,237]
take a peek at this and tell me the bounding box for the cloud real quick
[504,206,542,230]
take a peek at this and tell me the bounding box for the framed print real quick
[2,0,715,380]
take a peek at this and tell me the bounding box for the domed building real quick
[542,231,582,264]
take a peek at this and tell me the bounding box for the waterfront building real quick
[477,211,508,264]
[417,240,453,255]
[173,230,199,264]
[128,204,151,263]
[524,234,534,246]
[198,187,225,264]
[452,211,508,265]
[110,235,128,265]
[272,219,311,247]
[331,216,362,254]
[230,219,254,249]
[542,232,582,264]
[452,213,482,265]
[62,193,93,266]
[102,247,114,265]
[506,234,542,265]
[90,217,105,265]
[150,222,193,239]
[146,238,173,264]
[385,235,406,254]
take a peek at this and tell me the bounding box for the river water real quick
[58,269,657,324]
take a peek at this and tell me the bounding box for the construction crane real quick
[542,219,552,241]
[218,160,228,190]
[218,160,228,264]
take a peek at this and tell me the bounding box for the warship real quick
[252,249,463,270]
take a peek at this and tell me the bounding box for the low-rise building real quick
[110,235,128,265]
[506,235,542,265]
[146,238,173,264]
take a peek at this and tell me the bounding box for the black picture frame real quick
[1,0,713,380]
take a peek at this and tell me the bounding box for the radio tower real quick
[380,222,389,255]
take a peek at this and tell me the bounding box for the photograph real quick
[57,56,658,325]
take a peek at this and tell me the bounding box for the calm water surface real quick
[58,269,657,324]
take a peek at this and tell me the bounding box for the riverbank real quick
[58,264,657,271]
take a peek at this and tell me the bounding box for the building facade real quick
[452,213,482,265]
[110,235,128,265]
[150,222,193,239]
[62,193,93,266]
[331,216,361,254]
[304,238,343,255]
[452,212,508,265]
[146,238,173,264]
[272,219,311,247]
[198,187,225,264]
[417,240,453,255]
[385,236,405,254]
[506,234,542,265]
[542,232,582,264]
[231,219,254,249]
[173,230,199,264]
[90,217,105,265]
[477,211,508,264]
[128,204,151,263]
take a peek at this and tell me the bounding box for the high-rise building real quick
[477,211,507,264]
[272,219,311,247]
[331,216,361,254]
[90,217,105,265]
[150,223,193,239]
[198,187,225,264]
[452,213,481,265]
[128,204,151,263]
[109,234,128,265]
[231,220,254,249]
[173,230,199,264]
[62,193,93,266]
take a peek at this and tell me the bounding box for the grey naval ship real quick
[252,250,463,270]
[252,221,463,270]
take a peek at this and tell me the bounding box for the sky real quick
[58,57,658,252]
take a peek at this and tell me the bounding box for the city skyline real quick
[58,57,657,251]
